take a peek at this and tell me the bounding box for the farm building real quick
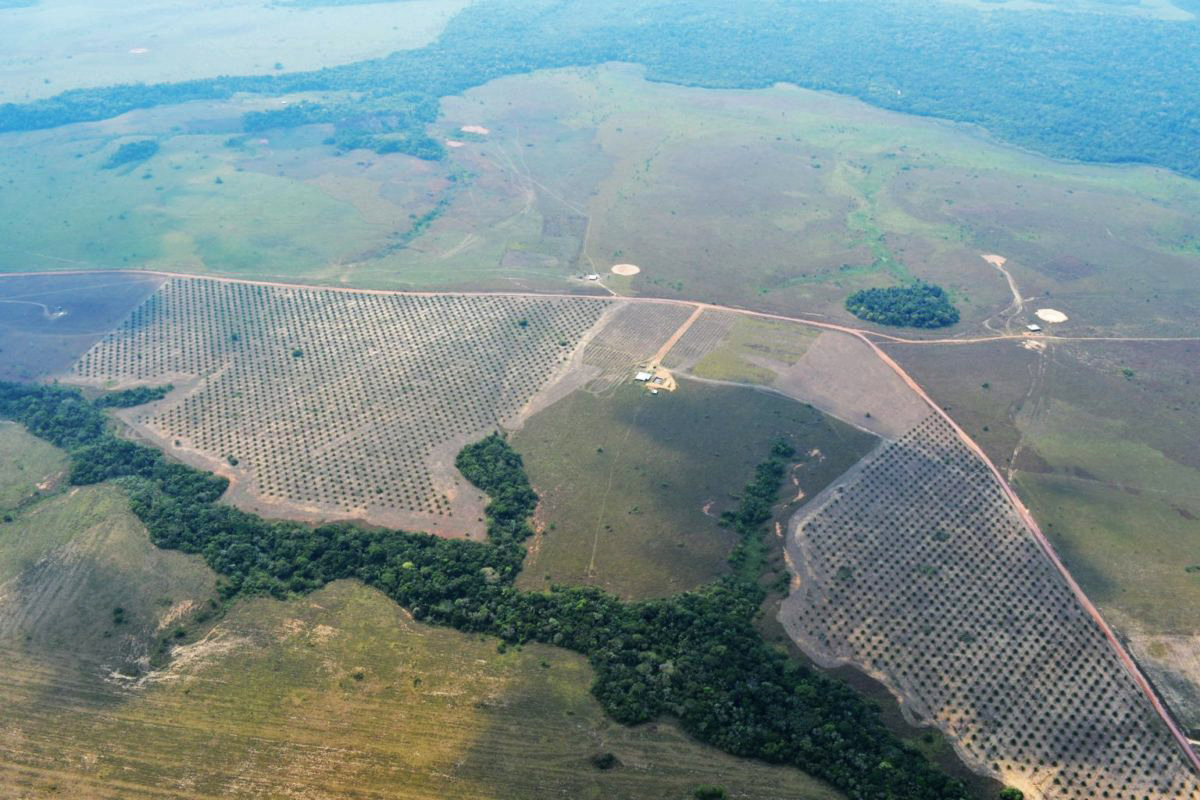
[634,371,653,382]
[1026,323,1043,332]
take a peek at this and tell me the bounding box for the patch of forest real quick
[846,283,961,328]
[0,380,976,800]
[1,1,1199,176]
[102,139,159,169]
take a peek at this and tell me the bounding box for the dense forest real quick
[0,380,975,799]
[846,283,961,328]
[1,0,1199,175]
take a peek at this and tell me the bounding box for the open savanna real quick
[0,0,471,102]
[2,63,1197,335]
[449,64,1200,334]
[512,379,875,599]
[0,426,845,800]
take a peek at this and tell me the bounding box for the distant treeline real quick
[102,139,159,169]
[1,0,1199,175]
[0,380,972,800]
[241,96,445,159]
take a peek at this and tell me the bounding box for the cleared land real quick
[0,272,164,381]
[889,337,1200,732]
[780,413,1200,799]
[70,277,617,533]
[512,378,876,599]
[0,421,66,511]
[0,431,845,800]
[663,312,929,441]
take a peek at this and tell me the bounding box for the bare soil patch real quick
[611,263,641,276]
[1035,307,1069,323]
[772,331,929,439]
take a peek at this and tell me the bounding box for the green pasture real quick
[512,379,875,600]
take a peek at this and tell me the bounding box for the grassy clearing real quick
[689,315,818,385]
[0,578,845,800]
[512,379,875,599]
[0,421,66,511]
[1015,473,1200,633]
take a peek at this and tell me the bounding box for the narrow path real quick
[648,304,704,366]
[980,253,1024,335]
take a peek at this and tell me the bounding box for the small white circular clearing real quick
[1035,308,1068,324]
[129,47,149,55]
[611,264,641,276]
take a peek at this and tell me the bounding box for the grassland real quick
[2,63,1199,338]
[0,421,65,512]
[512,379,876,599]
[680,314,818,385]
[780,413,1200,799]
[0,425,845,800]
[0,578,845,800]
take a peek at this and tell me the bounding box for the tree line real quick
[0,380,974,799]
[2,1,1200,176]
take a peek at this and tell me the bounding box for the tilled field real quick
[780,413,1200,799]
[71,279,613,532]
[581,302,694,392]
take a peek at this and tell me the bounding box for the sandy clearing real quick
[771,331,930,440]
[445,140,466,148]
[460,124,490,135]
[981,254,1007,267]
[128,48,149,55]
[611,263,641,276]
[1035,308,1069,323]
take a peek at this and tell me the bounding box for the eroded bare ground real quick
[66,278,626,535]
[779,413,1200,799]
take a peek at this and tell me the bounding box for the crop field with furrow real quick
[70,278,618,533]
[780,413,1200,799]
